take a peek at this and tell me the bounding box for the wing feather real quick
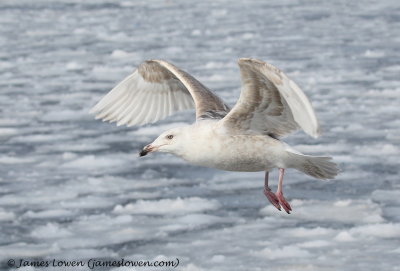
[142,92,157,124]
[166,87,174,117]
[114,85,137,123]
[93,73,136,113]
[116,88,137,126]
[91,60,229,127]
[139,91,155,126]
[153,89,165,122]
[128,91,151,126]
[220,58,320,138]
[156,91,166,125]
[98,84,133,122]
[162,91,170,118]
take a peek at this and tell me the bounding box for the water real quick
[0,0,399,270]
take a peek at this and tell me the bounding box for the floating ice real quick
[0,0,399,270]
[254,245,312,259]
[113,197,220,215]
[260,199,384,224]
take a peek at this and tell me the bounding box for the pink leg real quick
[263,171,281,211]
[276,168,292,214]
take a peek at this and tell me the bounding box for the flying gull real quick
[91,58,338,214]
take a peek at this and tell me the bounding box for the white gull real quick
[91,58,338,213]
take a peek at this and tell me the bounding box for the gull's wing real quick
[90,60,229,126]
[219,58,320,138]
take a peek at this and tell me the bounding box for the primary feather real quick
[219,58,320,138]
[90,60,229,126]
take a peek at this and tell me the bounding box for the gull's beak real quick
[139,144,154,157]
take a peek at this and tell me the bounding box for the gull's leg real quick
[263,171,281,211]
[276,168,292,214]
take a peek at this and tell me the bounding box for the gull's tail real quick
[287,151,339,180]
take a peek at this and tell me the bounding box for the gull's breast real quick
[181,132,285,172]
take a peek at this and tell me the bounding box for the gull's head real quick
[139,127,188,157]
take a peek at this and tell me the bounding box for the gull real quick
[91,58,338,214]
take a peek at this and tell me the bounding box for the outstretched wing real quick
[90,60,229,127]
[219,58,320,138]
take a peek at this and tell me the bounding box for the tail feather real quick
[288,152,339,180]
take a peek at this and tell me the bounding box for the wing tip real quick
[307,125,322,138]
[238,58,282,75]
[144,59,161,64]
[238,57,269,66]
[238,57,261,65]
[238,57,250,63]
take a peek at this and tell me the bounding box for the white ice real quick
[0,0,399,270]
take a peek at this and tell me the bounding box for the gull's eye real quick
[166,134,174,140]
